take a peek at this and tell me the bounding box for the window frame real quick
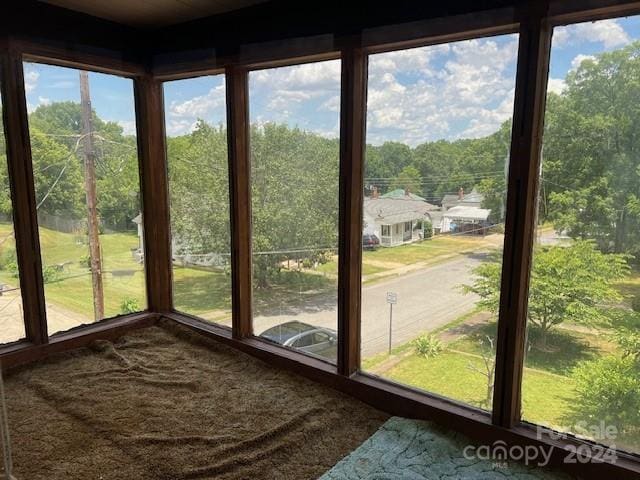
[0,1,639,477]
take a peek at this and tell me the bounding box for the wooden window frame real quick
[0,2,639,478]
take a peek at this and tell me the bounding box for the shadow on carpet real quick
[320,417,572,479]
[5,321,388,480]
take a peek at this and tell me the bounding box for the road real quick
[253,253,484,358]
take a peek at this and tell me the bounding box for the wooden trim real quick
[134,76,173,313]
[361,11,517,55]
[166,311,640,479]
[226,66,253,339]
[0,312,158,371]
[19,43,145,78]
[549,0,640,25]
[0,51,48,344]
[492,2,552,428]
[337,45,367,376]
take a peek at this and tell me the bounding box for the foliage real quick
[413,334,443,358]
[41,265,61,284]
[464,242,629,341]
[569,355,640,436]
[120,297,140,314]
[541,42,640,258]
[422,219,433,239]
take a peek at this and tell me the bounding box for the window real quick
[249,59,341,362]
[0,87,25,344]
[360,33,519,410]
[24,62,146,333]
[523,16,640,453]
[164,75,231,326]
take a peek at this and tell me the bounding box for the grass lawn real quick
[0,223,146,319]
[380,351,576,423]
[363,234,494,265]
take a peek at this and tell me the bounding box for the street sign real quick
[386,292,397,304]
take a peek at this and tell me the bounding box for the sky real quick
[23,15,640,146]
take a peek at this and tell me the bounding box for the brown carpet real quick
[5,321,388,479]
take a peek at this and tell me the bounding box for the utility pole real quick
[80,71,104,321]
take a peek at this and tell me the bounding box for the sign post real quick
[386,292,397,354]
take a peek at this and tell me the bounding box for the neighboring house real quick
[440,187,491,234]
[363,188,438,247]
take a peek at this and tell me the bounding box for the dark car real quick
[363,233,380,250]
[260,321,337,361]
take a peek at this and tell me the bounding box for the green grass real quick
[380,350,576,422]
[316,260,386,277]
[0,223,145,319]
[362,235,492,265]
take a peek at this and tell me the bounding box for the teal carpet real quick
[320,417,571,479]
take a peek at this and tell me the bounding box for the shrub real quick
[422,220,433,239]
[569,355,640,437]
[120,297,140,314]
[414,334,443,358]
[41,265,61,284]
[0,247,17,270]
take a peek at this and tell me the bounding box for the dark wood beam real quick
[0,50,48,345]
[492,1,552,428]
[226,66,253,339]
[134,76,173,313]
[337,45,367,376]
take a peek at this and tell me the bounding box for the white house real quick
[363,189,438,247]
[439,187,491,234]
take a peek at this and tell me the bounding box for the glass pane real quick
[0,88,26,344]
[24,62,146,334]
[250,60,341,363]
[523,16,640,453]
[360,34,519,410]
[164,75,232,325]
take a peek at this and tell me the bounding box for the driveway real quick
[253,253,484,358]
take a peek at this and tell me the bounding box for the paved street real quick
[254,253,484,358]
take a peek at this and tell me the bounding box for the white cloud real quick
[38,96,51,106]
[365,35,520,146]
[570,54,596,70]
[23,69,39,93]
[554,19,631,49]
[547,78,566,95]
[116,119,137,136]
[166,80,227,136]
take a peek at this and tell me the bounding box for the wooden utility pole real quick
[79,71,104,321]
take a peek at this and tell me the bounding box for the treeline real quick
[1,40,639,265]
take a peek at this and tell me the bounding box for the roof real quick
[442,187,484,207]
[380,189,427,202]
[364,197,437,225]
[443,206,490,221]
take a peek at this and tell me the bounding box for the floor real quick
[4,321,388,479]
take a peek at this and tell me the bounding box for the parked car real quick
[260,321,337,360]
[362,233,380,250]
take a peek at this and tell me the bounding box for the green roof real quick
[380,189,427,202]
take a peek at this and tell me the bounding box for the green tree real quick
[390,165,421,193]
[464,241,629,344]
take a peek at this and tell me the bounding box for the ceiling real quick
[39,0,272,28]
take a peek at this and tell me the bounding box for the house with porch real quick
[363,189,438,246]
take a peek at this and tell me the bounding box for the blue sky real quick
[23,15,640,145]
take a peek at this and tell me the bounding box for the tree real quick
[463,241,629,345]
[390,165,421,193]
[541,42,640,258]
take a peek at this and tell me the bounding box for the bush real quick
[414,334,443,358]
[41,265,61,284]
[569,355,640,437]
[0,247,17,270]
[120,297,140,314]
[422,220,433,239]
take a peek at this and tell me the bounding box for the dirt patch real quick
[5,321,388,480]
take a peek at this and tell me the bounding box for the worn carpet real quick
[4,321,389,480]
[320,417,571,480]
